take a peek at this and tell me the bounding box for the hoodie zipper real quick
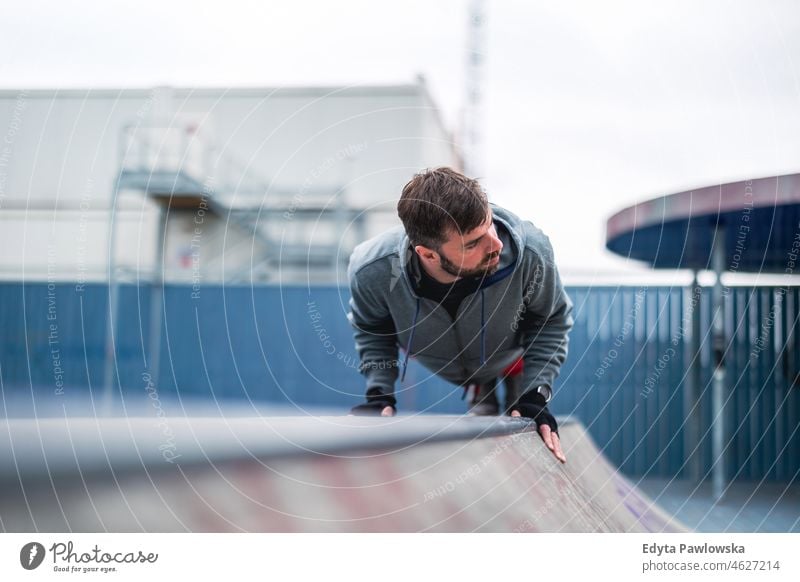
[401,296,470,382]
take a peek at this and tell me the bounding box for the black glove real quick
[510,390,558,435]
[350,387,397,416]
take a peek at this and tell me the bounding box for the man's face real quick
[435,211,504,278]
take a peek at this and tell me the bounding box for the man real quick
[347,167,572,463]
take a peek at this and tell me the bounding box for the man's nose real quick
[488,229,503,254]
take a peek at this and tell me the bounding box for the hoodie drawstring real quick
[400,298,421,383]
[480,289,486,367]
[461,290,488,401]
[404,291,488,386]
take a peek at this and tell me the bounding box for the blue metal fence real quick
[1,282,798,482]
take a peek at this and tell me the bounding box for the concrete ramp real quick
[0,415,686,532]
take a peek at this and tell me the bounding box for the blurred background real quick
[1,0,799,528]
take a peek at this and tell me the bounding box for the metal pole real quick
[711,225,727,501]
[148,206,167,392]
[102,187,120,415]
[684,270,703,482]
[464,0,487,177]
[334,189,346,277]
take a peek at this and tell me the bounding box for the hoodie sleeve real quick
[347,261,399,400]
[516,238,574,394]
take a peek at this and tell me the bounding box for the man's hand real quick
[348,405,395,417]
[349,388,397,416]
[349,400,396,416]
[510,409,566,464]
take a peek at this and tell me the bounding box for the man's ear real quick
[414,244,438,262]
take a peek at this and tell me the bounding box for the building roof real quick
[606,172,800,272]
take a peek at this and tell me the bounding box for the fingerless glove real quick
[511,390,558,434]
[350,387,397,416]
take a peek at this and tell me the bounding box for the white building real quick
[0,79,459,284]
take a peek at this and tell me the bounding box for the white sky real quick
[2,0,800,283]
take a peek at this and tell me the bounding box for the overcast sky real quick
[2,0,800,282]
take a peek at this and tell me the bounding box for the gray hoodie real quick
[347,203,573,404]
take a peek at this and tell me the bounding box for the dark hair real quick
[397,167,489,249]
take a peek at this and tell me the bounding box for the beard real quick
[438,250,501,279]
